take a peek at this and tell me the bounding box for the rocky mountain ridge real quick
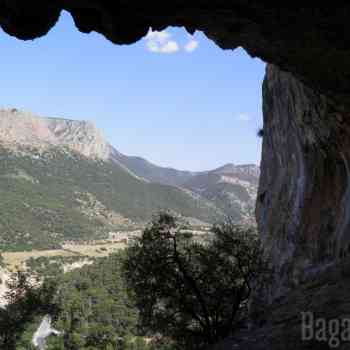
[112,151,260,189]
[0,108,111,160]
[0,108,259,189]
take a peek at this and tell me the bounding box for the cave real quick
[1,3,350,349]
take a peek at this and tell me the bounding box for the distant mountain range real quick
[0,108,259,250]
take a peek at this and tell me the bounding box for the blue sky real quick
[0,11,265,171]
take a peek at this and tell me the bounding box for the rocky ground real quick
[213,257,350,350]
[0,269,10,308]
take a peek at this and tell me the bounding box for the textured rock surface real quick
[0,109,110,159]
[257,65,350,297]
[213,258,350,350]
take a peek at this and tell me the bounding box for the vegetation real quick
[124,213,270,349]
[183,172,257,221]
[0,270,59,349]
[0,214,268,350]
[44,253,139,350]
[0,146,220,251]
[26,255,93,278]
[0,253,177,350]
[200,181,253,219]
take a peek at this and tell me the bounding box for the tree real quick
[123,213,271,349]
[0,253,142,350]
[0,271,58,349]
[43,253,139,350]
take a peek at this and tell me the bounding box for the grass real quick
[0,145,221,251]
[62,242,127,257]
[2,241,126,271]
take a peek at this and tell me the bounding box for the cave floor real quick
[213,258,350,350]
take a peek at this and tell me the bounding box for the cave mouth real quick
[0,14,267,243]
[2,4,350,349]
[0,15,269,347]
[1,10,265,176]
[1,4,349,284]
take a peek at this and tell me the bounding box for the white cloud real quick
[145,30,179,54]
[237,113,252,122]
[159,41,180,54]
[184,39,199,52]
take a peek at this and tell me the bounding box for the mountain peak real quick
[0,108,111,159]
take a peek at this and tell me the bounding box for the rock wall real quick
[213,257,350,349]
[0,108,111,159]
[257,65,350,297]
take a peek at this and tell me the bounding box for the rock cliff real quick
[213,257,350,349]
[257,65,349,297]
[0,109,110,159]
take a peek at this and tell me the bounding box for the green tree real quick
[124,213,270,349]
[44,253,139,350]
[0,271,58,349]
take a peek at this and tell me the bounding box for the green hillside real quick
[0,145,221,251]
[183,172,257,221]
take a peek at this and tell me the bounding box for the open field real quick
[2,241,127,271]
[1,228,208,271]
[62,242,127,257]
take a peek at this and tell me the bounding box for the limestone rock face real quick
[213,258,350,349]
[257,65,350,297]
[0,109,111,159]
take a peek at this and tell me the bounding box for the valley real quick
[2,240,126,272]
[0,108,259,252]
[0,109,260,349]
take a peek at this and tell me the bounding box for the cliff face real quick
[257,65,350,297]
[0,109,111,159]
[214,258,350,350]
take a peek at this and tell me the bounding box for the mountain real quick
[112,155,260,222]
[111,151,197,187]
[182,164,259,222]
[0,109,111,159]
[112,151,259,222]
[211,163,260,180]
[0,108,259,251]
